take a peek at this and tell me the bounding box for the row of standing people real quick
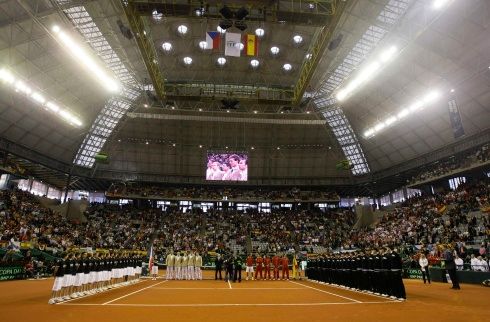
[164,251,203,280]
[49,253,144,304]
[215,253,292,281]
[306,249,406,300]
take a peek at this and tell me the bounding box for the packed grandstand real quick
[2,178,489,277]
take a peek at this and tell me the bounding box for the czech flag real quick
[206,31,220,50]
[245,34,258,56]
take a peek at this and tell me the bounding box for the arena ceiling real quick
[0,0,489,192]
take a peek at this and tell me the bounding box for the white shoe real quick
[63,296,71,301]
[48,299,56,304]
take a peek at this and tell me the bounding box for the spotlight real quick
[219,19,233,30]
[235,7,249,20]
[219,6,233,19]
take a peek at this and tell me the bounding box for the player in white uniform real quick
[166,251,175,280]
[181,252,189,280]
[187,252,195,280]
[175,252,182,280]
[195,252,203,280]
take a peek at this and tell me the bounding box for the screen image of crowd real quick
[1,178,489,301]
[206,153,248,181]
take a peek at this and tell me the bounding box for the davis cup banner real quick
[0,266,24,281]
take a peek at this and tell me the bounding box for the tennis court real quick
[1,273,488,322]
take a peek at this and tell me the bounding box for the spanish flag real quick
[245,34,258,56]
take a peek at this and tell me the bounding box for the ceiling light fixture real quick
[183,56,193,65]
[152,10,163,21]
[270,46,280,55]
[250,59,260,68]
[161,42,172,52]
[177,25,188,35]
[255,28,265,37]
[0,67,82,127]
[336,45,398,101]
[198,41,207,50]
[293,35,303,44]
[52,25,119,93]
[217,57,227,66]
[217,25,227,34]
[283,63,292,71]
[364,89,442,138]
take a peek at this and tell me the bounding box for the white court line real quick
[102,280,168,305]
[227,280,232,289]
[289,280,362,303]
[60,301,400,307]
[307,280,400,302]
[151,287,305,290]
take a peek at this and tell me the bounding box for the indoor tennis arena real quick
[0,1,489,322]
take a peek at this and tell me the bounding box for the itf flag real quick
[225,32,241,57]
[245,34,258,56]
[206,31,220,50]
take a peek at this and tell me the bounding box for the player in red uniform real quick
[263,254,271,280]
[272,254,280,280]
[281,255,289,280]
[254,254,263,280]
[245,254,254,281]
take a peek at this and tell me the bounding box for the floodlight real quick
[52,25,119,92]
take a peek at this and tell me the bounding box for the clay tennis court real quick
[1,272,488,322]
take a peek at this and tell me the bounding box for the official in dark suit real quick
[215,254,223,280]
[443,246,460,290]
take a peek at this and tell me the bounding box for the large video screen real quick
[206,153,248,181]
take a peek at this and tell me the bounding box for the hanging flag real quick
[148,245,154,273]
[448,98,465,139]
[245,34,258,56]
[206,31,220,50]
[225,32,241,57]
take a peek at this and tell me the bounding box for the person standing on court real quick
[255,254,264,280]
[166,250,175,280]
[263,254,271,280]
[175,252,182,280]
[215,253,223,280]
[246,253,255,280]
[443,245,460,290]
[272,253,281,280]
[281,254,290,280]
[195,252,203,280]
[225,254,234,282]
[233,255,243,283]
[419,253,431,284]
